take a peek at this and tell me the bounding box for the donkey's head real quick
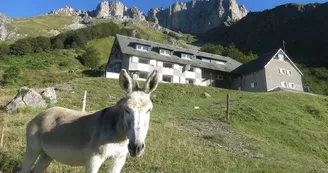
[119,69,159,157]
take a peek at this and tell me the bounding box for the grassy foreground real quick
[0,77,328,173]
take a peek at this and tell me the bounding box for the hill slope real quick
[0,77,327,172]
[203,2,328,67]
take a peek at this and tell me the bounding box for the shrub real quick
[10,39,33,55]
[3,66,21,85]
[81,47,101,69]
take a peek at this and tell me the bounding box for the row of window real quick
[281,81,295,89]
[137,72,195,84]
[279,68,292,76]
[135,44,226,65]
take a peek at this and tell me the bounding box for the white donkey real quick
[19,69,159,173]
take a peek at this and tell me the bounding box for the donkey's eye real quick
[147,109,151,114]
[124,109,130,114]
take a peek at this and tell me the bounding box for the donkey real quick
[19,69,159,173]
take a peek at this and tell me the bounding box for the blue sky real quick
[0,0,326,18]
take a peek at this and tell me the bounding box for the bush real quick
[81,47,101,69]
[3,66,21,85]
[10,39,33,55]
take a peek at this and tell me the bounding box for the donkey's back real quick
[21,106,102,172]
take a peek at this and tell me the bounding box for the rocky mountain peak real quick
[0,12,11,24]
[148,0,248,33]
[47,6,77,16]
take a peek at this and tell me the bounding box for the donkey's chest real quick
[97,140,129,158]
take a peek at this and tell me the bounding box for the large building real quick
[105,34,304,92]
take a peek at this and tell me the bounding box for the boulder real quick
[4,87,47,112]
[41,87,57,104]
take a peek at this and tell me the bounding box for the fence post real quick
[0,127,4,148]
[226,93,230,123]
[82,91,87,112]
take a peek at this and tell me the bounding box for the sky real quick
[0,0,326,18]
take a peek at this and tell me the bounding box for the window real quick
[287,70,292,76]
[281,81,288,88]
[162,75,172,82]
[289,83,295,89]
[278,54,284,61]
[251,82,257,88]
[138,71,148,79]
[279,68,286,75]
[139,58,149,64]
[160,49,171,56]
[112,63,121,73]
[215,60,226,65]
[202,58,211,63]
[181,53,192,60]
[215,74,224,80]
[185,79,194,84]
[188,66,195,72]
[136,44,149,52]
[163,62,173,68]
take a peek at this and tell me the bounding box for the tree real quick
[36,36,51,51]
[81,47,101,69]
[10,39,32,55]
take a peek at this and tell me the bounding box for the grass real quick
[0,77,327,172]
[86,37,115,66]
[7,15,74,37]
[0,36,327,172]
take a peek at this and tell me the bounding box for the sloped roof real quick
[232,49,280,74]
[115,34,242,73]
[232,48,303,75]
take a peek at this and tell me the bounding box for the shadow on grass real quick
[82,70,104,77]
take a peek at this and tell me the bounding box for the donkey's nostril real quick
[141,143,145,149]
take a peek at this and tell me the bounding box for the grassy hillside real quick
[86,37,115,65]
[0,77,328,172]
[6,15,75,38]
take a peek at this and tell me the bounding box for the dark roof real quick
[115,34,242,73]
[232,49,280,74]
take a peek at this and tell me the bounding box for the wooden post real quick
[0,127,4,148]
[226,93,230,123]
[82,91,87,112]
[210,72,213,87]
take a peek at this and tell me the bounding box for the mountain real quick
[203,2,328,67]
[148,0,247,34]
[47,1,147,22]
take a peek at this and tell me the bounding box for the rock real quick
[194,106,200,109]
[4,87,47,112]
[202,92,211,98]
[47,6,77,16]
[126,7,146,21]
[56,84,73,92]
[41,87,57,104]
[95,1,127,18]
[147,0,248,34]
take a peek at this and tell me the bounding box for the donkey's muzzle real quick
[128,143,145,157]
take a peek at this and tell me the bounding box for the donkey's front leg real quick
[85,155,106,173]
[107,154,127,173]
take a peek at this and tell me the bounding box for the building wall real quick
[127,56,205,85]
[265,58,303,91]
[232,69,267,92]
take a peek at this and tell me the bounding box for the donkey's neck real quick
[98,104,128,143]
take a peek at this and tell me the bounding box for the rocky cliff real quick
[47,1,146,22]
[0,12,17,41]
[148,0,247,34]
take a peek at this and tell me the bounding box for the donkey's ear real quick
[119,69,133,93]
[143,70,159,94]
